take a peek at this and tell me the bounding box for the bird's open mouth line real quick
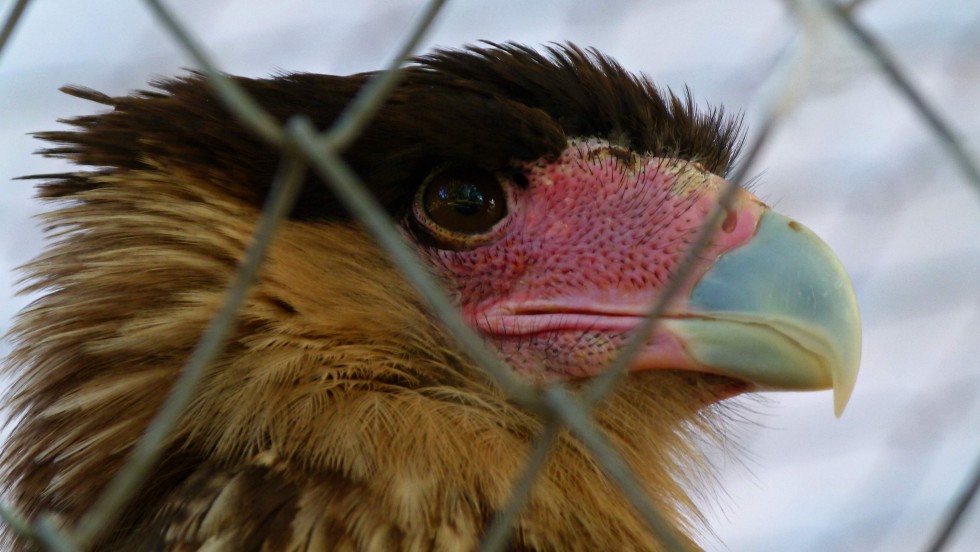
[475,312,642,337]
[474,308,818,348]
[472,306,724,338]
[472,308,830,376]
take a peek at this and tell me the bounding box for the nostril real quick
[721,209,738,233]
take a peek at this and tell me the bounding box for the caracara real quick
[1,43,860,551]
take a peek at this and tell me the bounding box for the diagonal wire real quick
[820,2,980,547]
[924,448,980,552]
[544,387,692,551]
[584,5,821,408]
[841,0,873,13]
[824,0,980,197]
[478,424,560,552]
[0,0,30,63]
[0,501,34,544]
[33,518,76,552]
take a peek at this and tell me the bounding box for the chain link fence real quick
[1,0,979,550]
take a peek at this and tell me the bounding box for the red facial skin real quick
[415,138,766,385]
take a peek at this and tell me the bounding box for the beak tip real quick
[833,383,852,418]
[833,277,863,418]
[832,331,862,417]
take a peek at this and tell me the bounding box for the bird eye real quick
[413,165,510,247]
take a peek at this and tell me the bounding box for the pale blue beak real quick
[666,211,861,416]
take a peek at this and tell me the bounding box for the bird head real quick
[1,43,860,550]
[409,138,859,413]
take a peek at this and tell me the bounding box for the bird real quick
[1,43,861,551]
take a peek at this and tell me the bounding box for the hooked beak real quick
[663,210,861,416]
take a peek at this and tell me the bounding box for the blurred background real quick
[1,1,979,550]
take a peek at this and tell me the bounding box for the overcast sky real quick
[2,1,980,550]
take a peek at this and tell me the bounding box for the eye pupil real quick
[418,165,508,237]
[440,181,491,216]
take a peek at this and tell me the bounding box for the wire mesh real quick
[1,0,979,550]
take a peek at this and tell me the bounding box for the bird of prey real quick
[1,43,860,551]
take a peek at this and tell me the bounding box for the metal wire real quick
[824,0,980,198]
[0,501,33,545]
[0,0,30,63]
[817,2,980,547]
[478,425,560,552]
[1,0,979,551]
[926,452,980,552]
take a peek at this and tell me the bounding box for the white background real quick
[2,1,980,550]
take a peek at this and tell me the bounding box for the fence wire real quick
[0,0,979,551]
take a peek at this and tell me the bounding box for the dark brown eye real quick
[416,165,508,236]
